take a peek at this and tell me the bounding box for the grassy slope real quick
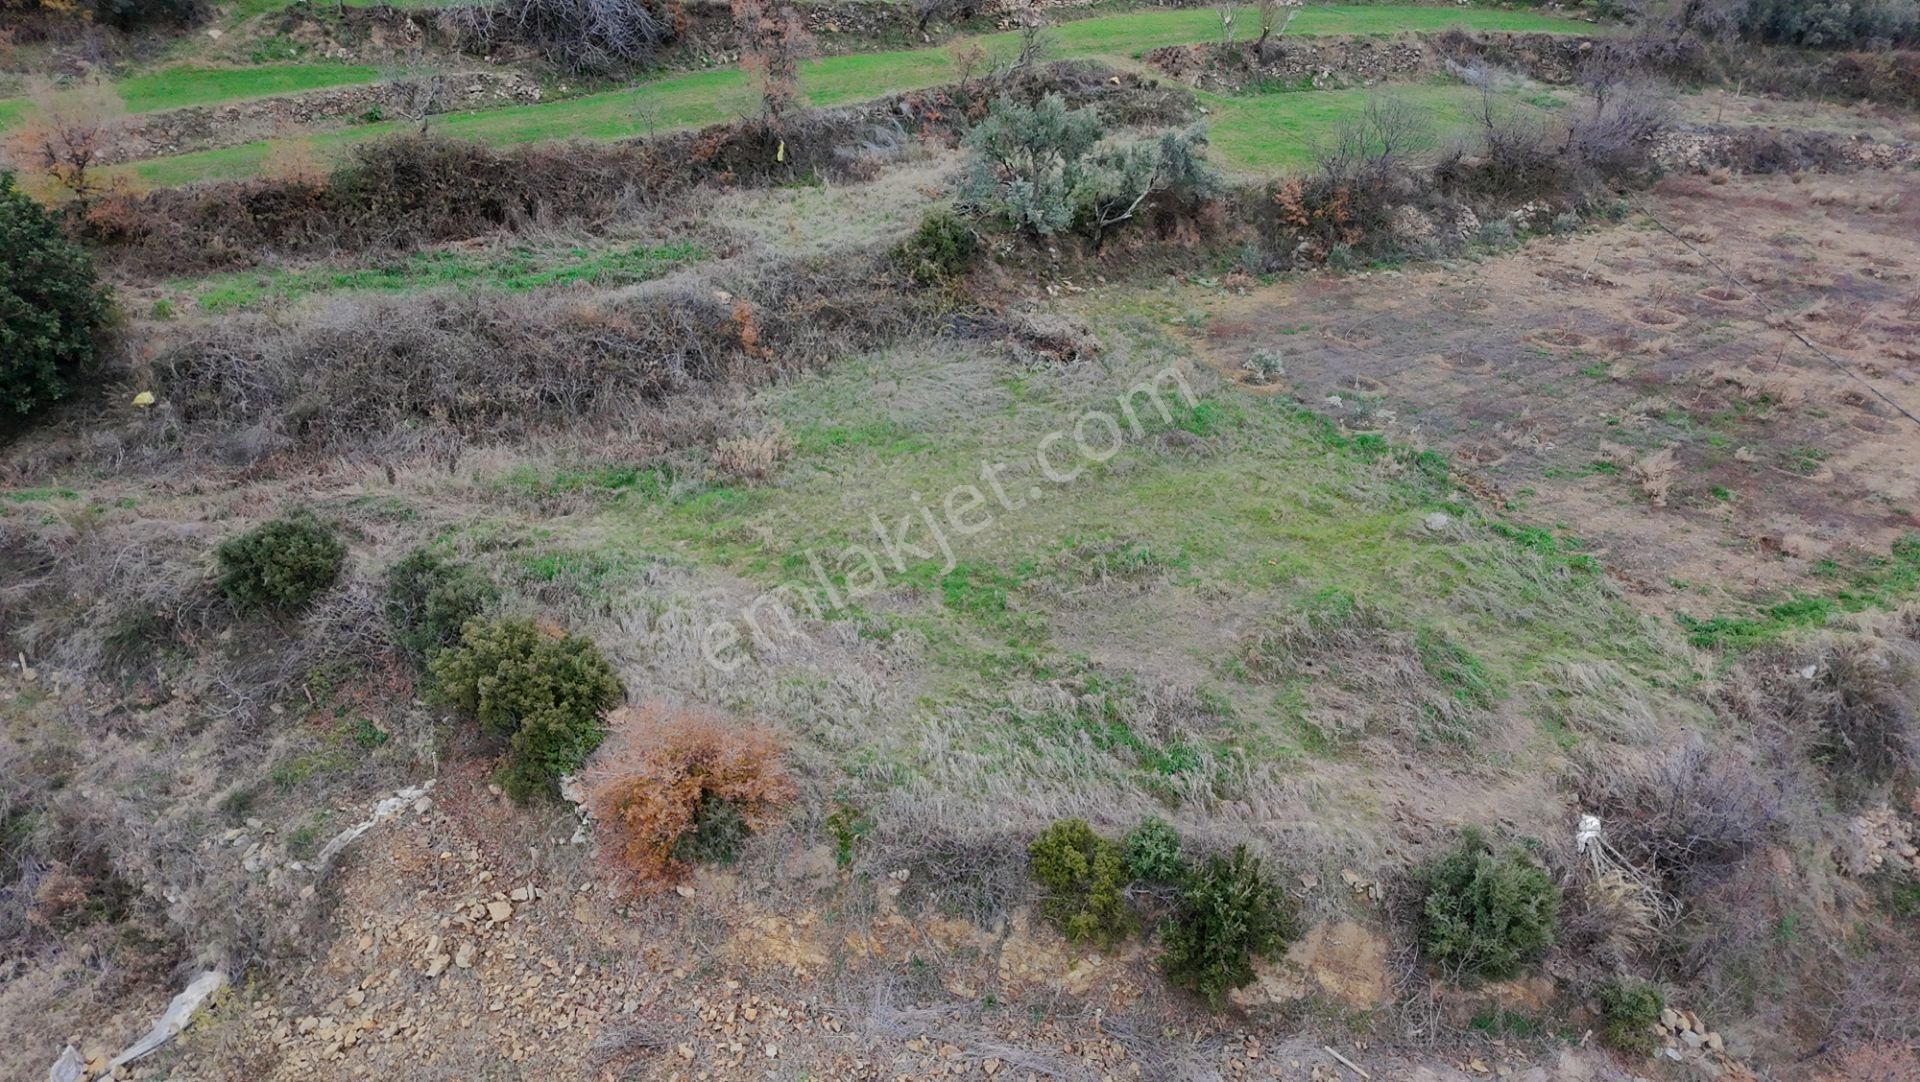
[115,63,386,112]
[467,326,1692,799]
[115,4,1586,187]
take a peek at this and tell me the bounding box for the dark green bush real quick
[1029,819,1132,946]
[1123,816,1186,883]
[670,792,751,866]
[215,513,346,611]
[1160,844,1300,1008]
[429,617,623,801]
[383,549,499,662]
[894,209,978,286]
[1,171,110,418]
[1419,828,1560,979]
[1731,0,1918,47]
[90,0,205,27]
[1597,978,1664,1055]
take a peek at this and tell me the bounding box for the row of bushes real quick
[1026,817,1571,1009]
[213,510,621,800]
[1029,817,1300,1006]
[1708,0,1920,48]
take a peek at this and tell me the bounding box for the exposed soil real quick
[132,766,1643,1082]
[1185,170,1920,610]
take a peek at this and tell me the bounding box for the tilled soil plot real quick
[1189,171,1920,610]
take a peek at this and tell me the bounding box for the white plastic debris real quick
[559,773,592,845]
[1574,814,1603,855]
[314,781,435,873]
[48,1045,85,1082]
[109,970,229,1071]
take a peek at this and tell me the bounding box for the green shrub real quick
[1419,828,1560,979]
[1029,819,1132,947]
[670,792,752,866]
[825,802,872,868]
[90,0,205,27]
[958,93,1218,240]
[894,209,978,286]
[1596,978,1664,1056]
[1,171,110,418]
[215,513,347,611]
[383,549,499,662]
[1123,816,1186,883]
[429,617,623,801]
[1160,845,1299,1008]
[1732,0,1918,47]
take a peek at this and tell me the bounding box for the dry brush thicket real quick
[131,248,935,467]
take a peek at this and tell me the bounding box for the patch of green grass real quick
[186,240,702,312]
[118,64,384,113]
[1469,1008,1546,1038]
[1781,445,1828,477]
[790,420,933,459]
[1414,626,1499,709]
[1879,874,1920,919]
[1678,535,1920,649]
[1199,80,1523,173]
[119,4,1589,186]
[3,487,78,503]
[518,548,663,596]
[0,64,386,130]
[418,315,1691,810]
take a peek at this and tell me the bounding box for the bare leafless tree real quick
[1256,0,1298,49]
[3,77,128,205]
[732,0,810,121]
[1013,11,1054,71]
[382,52,449,135]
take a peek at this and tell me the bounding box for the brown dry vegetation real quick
[587,704,796,893]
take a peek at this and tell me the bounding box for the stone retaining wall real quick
[1143,32,1600,91]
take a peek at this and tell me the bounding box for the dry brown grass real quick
[711,424,790,481]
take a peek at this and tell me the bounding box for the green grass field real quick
[116,63,386,113]
[1197,81,1567,173]
[0,65,386,129]
[115,4,1586,187]
[479,327,1694,775]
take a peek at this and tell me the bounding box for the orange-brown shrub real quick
[587,704,795,892]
